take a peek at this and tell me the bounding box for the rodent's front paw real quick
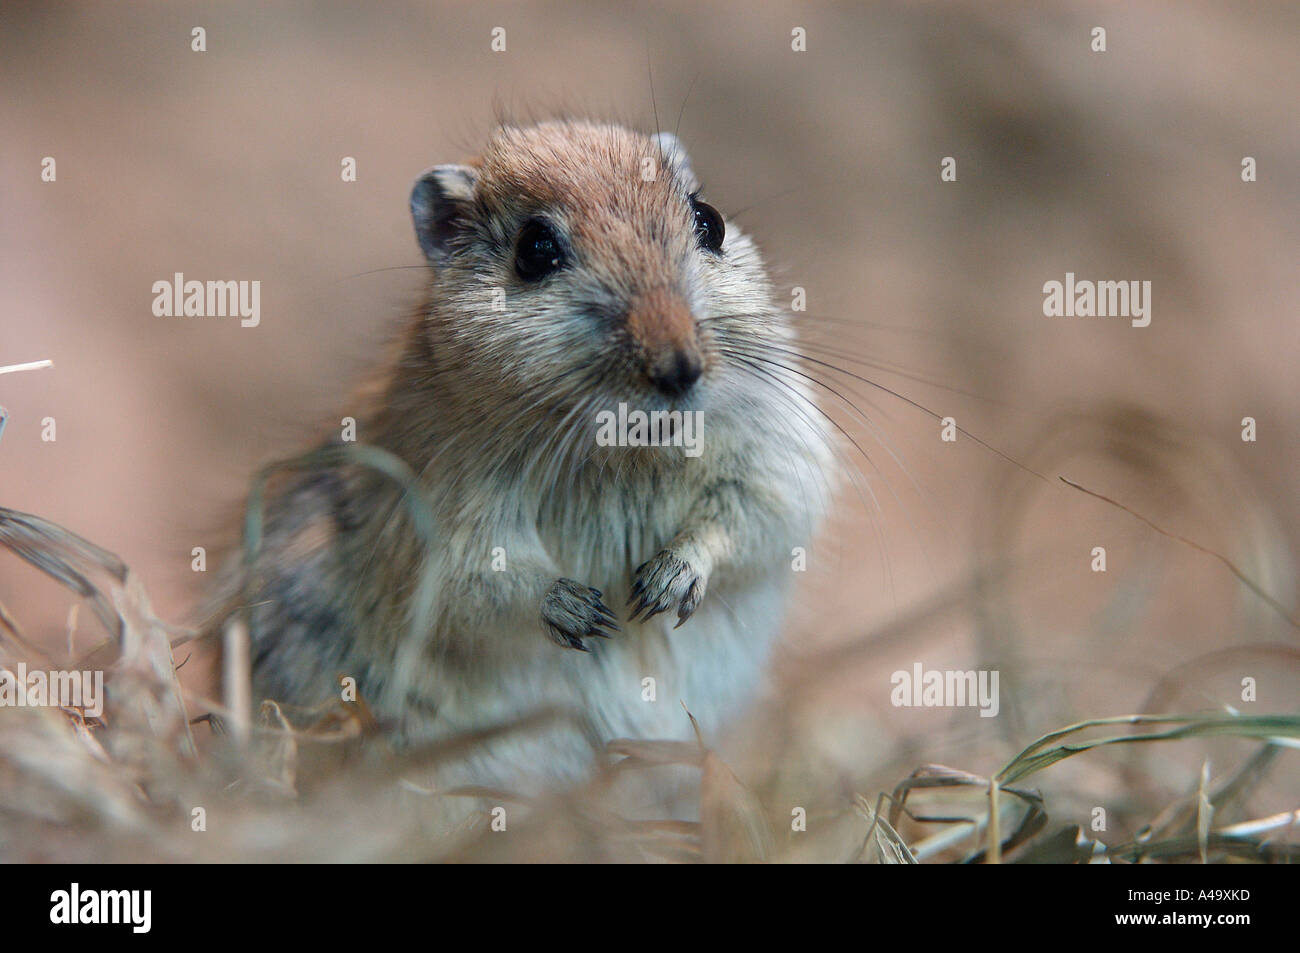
[628,550,707,628]
[542,578,620,652]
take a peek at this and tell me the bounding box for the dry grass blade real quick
[113,572,196,759]
[1140,742,1280,843]
[995,713,1300,788]
[988,713,1300,863]
[0,507,127,645]
[884,765,1045,863]
[853,795,917,864]
[1195,759,1212,864]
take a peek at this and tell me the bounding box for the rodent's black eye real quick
[514,220,565,282]
[691,197,725,253]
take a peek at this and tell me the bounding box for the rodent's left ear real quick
[410,165,478,263]
[651,133,698,190]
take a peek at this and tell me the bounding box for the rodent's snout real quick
[624,287,704,398]
[647,348,703,397]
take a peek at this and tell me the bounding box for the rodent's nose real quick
[624,287,702,397]
[648,349,703,397]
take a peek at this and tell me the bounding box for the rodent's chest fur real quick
[516,453,703,584]
[246,399,811,757]
[380,443,795,781]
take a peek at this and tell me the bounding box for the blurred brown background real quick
[2,2,1298,841]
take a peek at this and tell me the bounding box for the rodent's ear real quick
[651,132,699,190]
[410,165,478,263]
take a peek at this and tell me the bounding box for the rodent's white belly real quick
[575,578,785,739]
[418,575,786,791]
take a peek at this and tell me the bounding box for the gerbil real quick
[210,120,836,790]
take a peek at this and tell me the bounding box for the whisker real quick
[794,336,1008,407]
[719,354,897,602]
[715,338,929,506]
[754,337,1051,484]
[716,340,943,583]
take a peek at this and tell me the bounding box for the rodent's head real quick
[409,121,782,421]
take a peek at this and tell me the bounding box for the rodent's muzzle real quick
[624,287,704,398]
